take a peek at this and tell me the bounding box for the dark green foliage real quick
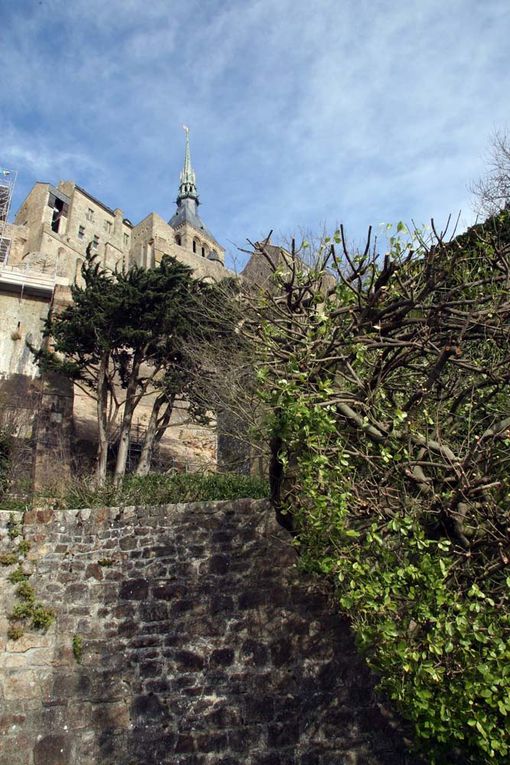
[32,250,238,483]
[33,251,200,439]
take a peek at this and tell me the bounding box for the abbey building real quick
[0,131,236,480]
[0,129,229,379]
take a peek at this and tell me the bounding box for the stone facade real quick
[0,290,48,379]
[0,500,418,765]
[8,178,228,290]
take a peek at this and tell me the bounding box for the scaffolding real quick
[0,166,17,264]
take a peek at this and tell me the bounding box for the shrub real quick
[250,218,510,763]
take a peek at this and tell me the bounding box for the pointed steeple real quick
[177,125,199,205]
[168,126,222,260]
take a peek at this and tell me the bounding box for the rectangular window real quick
[104,220,112,234]
[123,233,129,247]
[86,208,94,222]
[78,225,85,240]
[92,235,99,250]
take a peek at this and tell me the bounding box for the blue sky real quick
[1,0,509,269]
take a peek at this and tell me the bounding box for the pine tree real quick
[33,250,231,485]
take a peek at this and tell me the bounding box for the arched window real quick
[175,234,181,246]
[56,247,66,277]
[193,240,197,253]
[74,258,84,284]
[201,246,205,257]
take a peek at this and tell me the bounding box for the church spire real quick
[177,125,199,205]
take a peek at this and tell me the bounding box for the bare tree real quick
[471,129,510,217]
[245,218,510,568]
[175,277,267,475]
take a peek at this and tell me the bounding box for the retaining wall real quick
[0,500,418,764]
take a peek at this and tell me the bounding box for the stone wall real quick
[0,292,50,379]
[31,371,74,492]
[0,500,418,765]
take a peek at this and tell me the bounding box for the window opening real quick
[0,237,10,263]
[50,197,68,233]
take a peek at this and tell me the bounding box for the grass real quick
[37,471,269,510]
[0,498,28,518]
[0,496,31,513]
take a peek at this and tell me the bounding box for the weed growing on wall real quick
[4,517,53,640]
[72,634,83,663]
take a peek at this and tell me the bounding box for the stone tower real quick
[168,126,223,263]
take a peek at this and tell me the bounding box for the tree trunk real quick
[113,357,142,487]
[95,354,109,487]
[269,412,295,534]
[154,400,174,448]
[135,394,174,477]
[135,396,162,477]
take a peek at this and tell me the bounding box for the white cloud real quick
[1,0,509,267]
